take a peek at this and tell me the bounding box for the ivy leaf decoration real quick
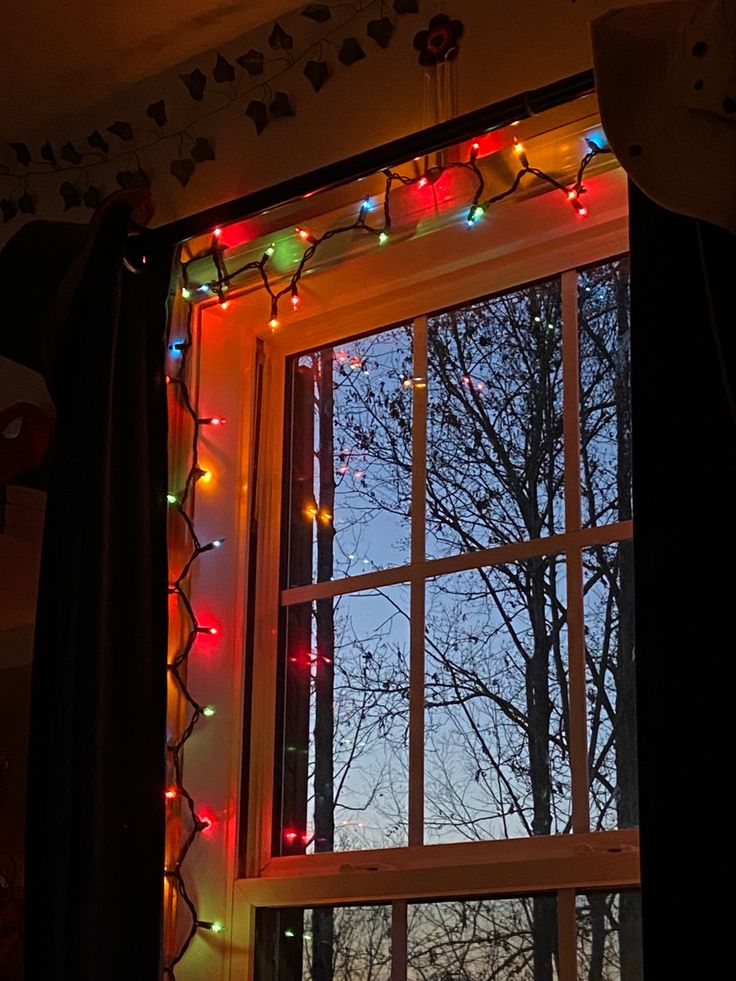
[146,100,167,127]
[236,49,264,76]
[108,121,134,141]
[270,91,295,118]
[60,142,83,165]
[9,143,31,167]
[367,17,394,48]
[40,142,57,167]
[59,181,82,210]
[213,54,236,83]
[83,186,102,209]
[18,191,36,214]
[301,4,331,22]
[269,22,294,50]
[1,198,18,222]
[170,158,196,187]
[191,137,215,162]
[338,38,366,66]
[87,130,109,153]
[304,60,329,92]
[393,0,419,12]
[116,168,150,189]
[180,68,207,101]
[246,99,268,135]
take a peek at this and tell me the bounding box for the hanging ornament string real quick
[164,306,226,979]
[181,137,611,326]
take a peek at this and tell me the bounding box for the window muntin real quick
[275,259,635,859]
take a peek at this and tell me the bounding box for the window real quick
[242,257,640,979]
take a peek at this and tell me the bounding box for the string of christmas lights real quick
[180,136,611,326]
[164,307,226,978]
[160,133,612,970]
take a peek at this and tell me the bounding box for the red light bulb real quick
[417,176,428,189]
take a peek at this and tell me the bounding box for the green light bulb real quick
[210,921,225,934]
[284,928,295,938]
[378,231,389,245]
[167,493,178,505]
[202,705,216,718]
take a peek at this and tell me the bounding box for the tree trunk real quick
[527,558,556,981]
[313,349,336,981]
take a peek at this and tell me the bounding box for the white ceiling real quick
[1,1,297,136]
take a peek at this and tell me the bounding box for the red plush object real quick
[0,402,52,485]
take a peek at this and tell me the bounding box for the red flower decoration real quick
[0,402,52,485]
[413,14,464,66]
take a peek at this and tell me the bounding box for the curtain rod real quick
[140,68,595,250]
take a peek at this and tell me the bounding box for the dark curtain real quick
[629,182,736,976]
[0,202,172,981]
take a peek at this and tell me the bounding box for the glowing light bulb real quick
[196,625,218,635]
[269,317,279,330]
[512,139,529,167]
[202,705,216,718]
[165,787,178,800]
[467,204,484,225]
[219,300,230,310]
[213,227,222,238]
[472,141,480,152]
[291,288,301,310]
[362,197,372,210]
[318,510,332,525]
[265,244,275,257]
[284,830,298,843]
[304,503,318,520]
[197,919,223,932]
[378,231,389,245]
[166,493,178,505]
[417,176,428,189]
[197,284,211,294]
[197,467,212,483]
[296,226,310,241]
[181,287,191,299]
[212,538,224,548]
[567,188,578,201]
[402,378,413,388]
[284,929,296,938]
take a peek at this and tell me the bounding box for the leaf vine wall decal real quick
[0,0,423,223]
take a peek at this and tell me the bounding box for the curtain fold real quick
[0,204,173,980]
[629,180,736,976]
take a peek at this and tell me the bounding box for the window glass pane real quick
[584,542,638,830]
[576,891,643,980]
[579,257,632,528]
[277,585,410,854]
[284,325,413,587]
[424,559,570,843]
[256,905,392,981]
[426,279,563,560]
[408,895,558,980]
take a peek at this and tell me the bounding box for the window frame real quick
[229,243,638,981]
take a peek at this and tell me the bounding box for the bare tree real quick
[285,260,638,980]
